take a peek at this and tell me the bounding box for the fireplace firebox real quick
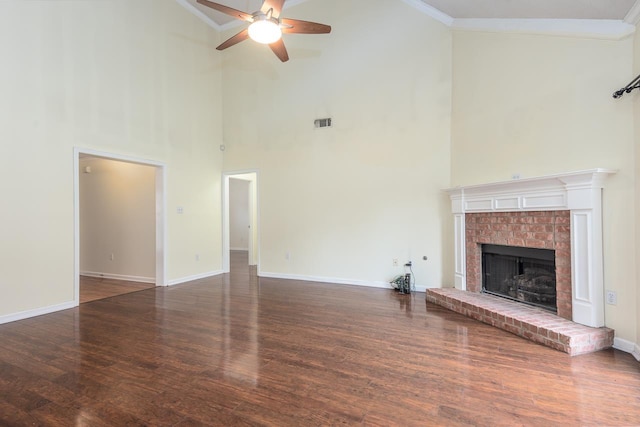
[482,244,557,313]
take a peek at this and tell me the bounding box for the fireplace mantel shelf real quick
[446,169,617,214]
[445,169,616,328]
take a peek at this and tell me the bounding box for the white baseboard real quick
[258,271,427,292]
[613,337,640,362]
[167,270,223,287]
[0,301,76,325]
[80,271,155,284]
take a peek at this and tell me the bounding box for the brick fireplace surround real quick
[427,170,616,356]
[465,210,572,320]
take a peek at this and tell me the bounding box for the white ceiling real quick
[184,0,640,28]
[422,0,637,20]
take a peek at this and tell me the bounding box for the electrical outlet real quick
[195,254,200,262]
[606,291,617,305]
[392,259,399,267]
[285,252,290,261]
[110,253,114,261]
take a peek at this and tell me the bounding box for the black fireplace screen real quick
[482,244,557,312]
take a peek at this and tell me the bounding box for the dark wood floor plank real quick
[0,400,40,426]
[80,275,155,304]
[0,251,639,425]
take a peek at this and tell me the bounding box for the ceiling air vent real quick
[314,118,332,129]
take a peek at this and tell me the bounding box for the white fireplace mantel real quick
[445,169,616,328]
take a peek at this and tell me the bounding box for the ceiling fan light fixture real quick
[248,18,282,44]
[198,0,331,62]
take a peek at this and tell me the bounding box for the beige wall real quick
[451,30,637,342]
[79,157,156,281]
[221,0,453,289]
[230,178,250,251]
[0,0,223,318]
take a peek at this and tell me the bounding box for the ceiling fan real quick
[197,0,331,62]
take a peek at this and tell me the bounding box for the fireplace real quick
[446,169,616,328]
[482,244,556,312]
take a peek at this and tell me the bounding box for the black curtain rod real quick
[613,73,640,99]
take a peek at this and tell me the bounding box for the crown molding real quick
[624,0,640,24]
[401,0,454,26]
[451,19,636,40]
[175,0,223,31]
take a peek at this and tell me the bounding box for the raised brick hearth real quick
[426,288,614,356]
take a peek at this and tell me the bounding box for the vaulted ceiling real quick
[181,0,640,29]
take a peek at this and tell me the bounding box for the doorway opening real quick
[74,148,166,305]
[223,171,258,273]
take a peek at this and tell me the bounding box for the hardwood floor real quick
[80,276,156,304]
[1,252,639,425]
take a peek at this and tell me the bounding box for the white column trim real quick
[453,213,466,290]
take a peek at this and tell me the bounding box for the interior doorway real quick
[74,148,166,305]
[229,178,250,257]
[223,171,258,273]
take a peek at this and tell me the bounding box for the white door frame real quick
[223,170,259,272]
[73,147,167,305]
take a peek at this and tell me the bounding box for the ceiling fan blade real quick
[197,0,253,22]
[269,39,289,62]
[261,0,285,18]
[280,18,331,34]
[216,29,250,51]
